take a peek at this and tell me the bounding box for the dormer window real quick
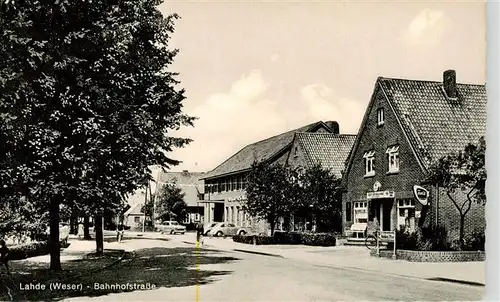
[363,150,375,177]
[293,146,298,158]
[386,145,400,173]
[377,108,385,126]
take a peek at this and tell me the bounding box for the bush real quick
[233,232,337,246]
[9,242,49,260]
[462,231,485,251]
[396,226,450,251]
[300,233,336,246]
[396,230,419,250]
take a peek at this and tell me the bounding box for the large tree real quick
[0,0,193,268]
[244,162,300,236]
[154,182,187,222]
[426,137,486,249]
[298,164,343,233]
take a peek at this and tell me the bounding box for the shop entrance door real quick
[371,198,393,231]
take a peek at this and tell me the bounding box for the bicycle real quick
[364,229,380,250]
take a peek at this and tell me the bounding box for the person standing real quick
[77,223,84,240]
[0,240,11,275]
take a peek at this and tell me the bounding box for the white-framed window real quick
[386,145,400,173]
[195,213,200,221]
[134,216,140,223]
[397,199,416,232]
[354,202,368,224]
[377,108,385,126]
[363,150,375,176]
[294,146,299,158]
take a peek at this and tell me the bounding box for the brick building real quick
[157,170,205,228]
[341,70,486,242]
[199,121,346,234]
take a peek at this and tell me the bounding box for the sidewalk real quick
[195,237,485,286]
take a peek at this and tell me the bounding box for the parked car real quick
[204,223,218,236]
[156,221,186,235]
[208,223,250,237]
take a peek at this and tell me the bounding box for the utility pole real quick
[143,185,147,233]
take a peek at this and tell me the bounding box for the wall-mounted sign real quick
[226,196,246,202]
[373,181,382,192]
[413,185,429,206]
[367,191,395,200]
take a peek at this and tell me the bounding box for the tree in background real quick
[426,137,486,249]
[244,162,301,236]
[298,164,343,233]
[155,182,188,223]
[0,0,192,268]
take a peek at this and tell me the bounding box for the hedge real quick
[233,232,337,246]
[8,241,50,261]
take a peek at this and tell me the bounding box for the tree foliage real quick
[244,162,301,235]
[0,0,192,268]
[155,182,188,222]
[298,164,343,232]
[426,136,486,248]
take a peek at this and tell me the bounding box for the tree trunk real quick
[95,213,104,255]
[49,198,61,271]
[83,216,91,240]
[459,215,465,250]
[270,220,276,236]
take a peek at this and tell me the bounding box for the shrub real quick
[300,233,336,246]
[396,230,419,250]
[462,231,485,251]
[9,242,49,260]
[273,231,302,245]
[396,226,450,251]
[233,235,276,245]
[233,232,337,246]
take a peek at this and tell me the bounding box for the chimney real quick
[182,170,189,174]
[325,121,339,134]
[443,70,457,99]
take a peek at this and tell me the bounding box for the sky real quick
[158,0,486,173]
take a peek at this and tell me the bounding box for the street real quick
[64,236,484,302]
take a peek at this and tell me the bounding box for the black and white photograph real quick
[0,0,494,301]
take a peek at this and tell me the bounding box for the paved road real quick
[66,237,484,301]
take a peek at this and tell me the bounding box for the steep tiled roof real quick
[202,121,330,179]
[295,133,357,178]
[158,171,205,206]
[124,204,144,216]
[379,77,486,167]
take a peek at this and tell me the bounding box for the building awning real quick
[197,200,225,204]
[350,223,367,232]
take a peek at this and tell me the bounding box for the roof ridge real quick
[205,121,323,175]
[378,76,485,87]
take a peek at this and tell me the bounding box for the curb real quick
[426,277,485,287]
[232,249,283,258]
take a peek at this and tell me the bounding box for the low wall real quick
[371,249,485,262]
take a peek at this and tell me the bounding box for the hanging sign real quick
[413,185,429,206]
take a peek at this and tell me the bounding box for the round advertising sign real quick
[413,185,429,206]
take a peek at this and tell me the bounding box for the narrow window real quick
[363,150,376,177]
[345,202,352,222]
[377,108,385,126]
[386,145,400,173]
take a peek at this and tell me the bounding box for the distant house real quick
[287,132,356,231]
[157,171,205,226]
[124,204,145,230]
[200,120,347,234]
[341,70,486,242]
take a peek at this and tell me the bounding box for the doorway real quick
[370,199,394,231]
[213,203,224,222]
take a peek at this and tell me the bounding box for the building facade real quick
[157,170,205,228]
[342,70,486,242]
[200,120,349,234]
